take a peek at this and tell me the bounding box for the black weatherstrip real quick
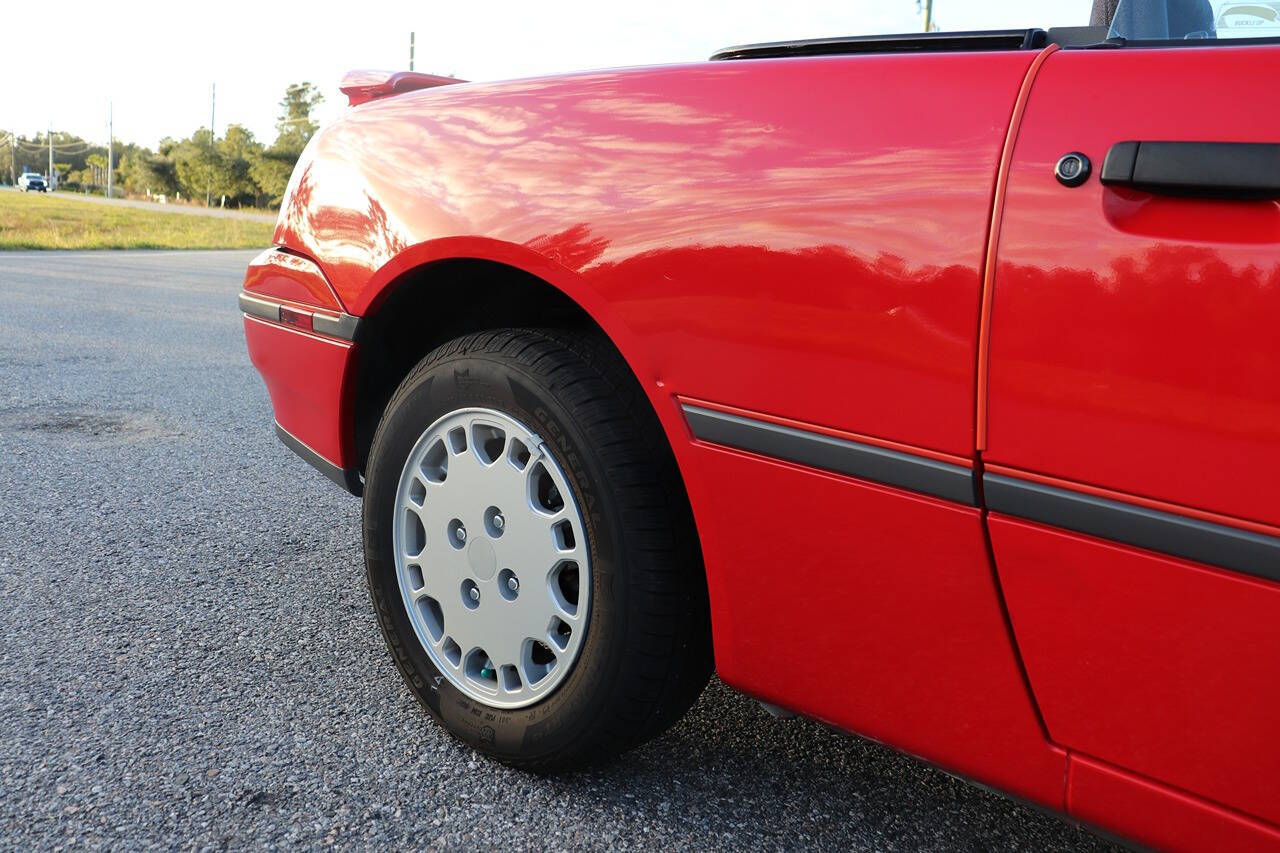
[984,473,1280,583]
[682,404,976,506]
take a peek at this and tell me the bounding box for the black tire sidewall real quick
[363,346,630,762]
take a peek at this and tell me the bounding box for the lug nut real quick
[506,577,519,592]
[469,587,480,602]
[456,525,467,543]
[493,513,505,531]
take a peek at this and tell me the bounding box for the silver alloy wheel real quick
[392,407,591,709]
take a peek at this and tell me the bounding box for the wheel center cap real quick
[467,537,497,581]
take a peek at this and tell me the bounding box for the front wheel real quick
[362,329,712,771]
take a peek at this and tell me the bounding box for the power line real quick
[14,140,94,153]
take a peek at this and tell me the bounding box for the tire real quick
[363,328,713,771]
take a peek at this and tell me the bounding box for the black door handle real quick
[1100,141,1280,200]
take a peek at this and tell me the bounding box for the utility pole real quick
[410,31,415,71]
[48,122,53,189]
[106,101,113,199]
[207,83,215,206]
[923,0,934,32]
[8,133,15,186]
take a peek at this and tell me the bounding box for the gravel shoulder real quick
[0,251,1115,850]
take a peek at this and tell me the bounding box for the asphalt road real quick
[0,250,1117,851]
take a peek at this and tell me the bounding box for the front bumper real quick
[241,248,364,496]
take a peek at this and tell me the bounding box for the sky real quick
[1,0,1091,150]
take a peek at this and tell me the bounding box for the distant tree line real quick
[0,82,324,209]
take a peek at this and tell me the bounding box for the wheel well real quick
[352,258,714,677]
[351,258,604,476]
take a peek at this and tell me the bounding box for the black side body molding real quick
[683,405,976,506]
[984,473,1280,583]
[710,29,1046,61]
[275,422,364,497]
[312,312,361,340]
[239,292,282,324]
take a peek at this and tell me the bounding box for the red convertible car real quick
[241,0,1280,848]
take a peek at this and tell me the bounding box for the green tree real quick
[78,153,108,189]
[0,132,13,185]
[248,148,296,206]
[275,82,325,147]
[251,82,324,205]
[217,124,263,206]
[119,145,177,197]
[172,128,220,202]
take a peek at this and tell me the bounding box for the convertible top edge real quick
[710,27,1121,61]
[709,29,1048,61]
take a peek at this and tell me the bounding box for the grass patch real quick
[0,192,275,250]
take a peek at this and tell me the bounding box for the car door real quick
[984,41,1280,827]
[656,45,1070,809]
